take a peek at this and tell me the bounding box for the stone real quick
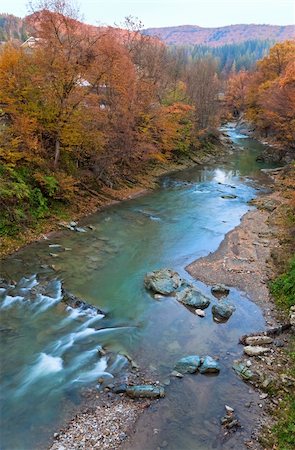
[125,385,165,398]
[69,221,77,227]
[144,268,182,295]
[174,355,201,374]
[232,362,253,380]
[199,356,220,374]
[225,405,234,413]
[170,370,184,378]
[221,194,237,199]
[212,301,235,321]
[245,336,273,346]
[62,289,105,316]
[113,384,127,394]
[244,346,271,357]
[211,284,230,297]
[176,286,210,309]
[195,309,206,317]
[289,306,295,326]
[75,227,87,233]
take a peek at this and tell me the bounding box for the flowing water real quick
[0,127,278,449]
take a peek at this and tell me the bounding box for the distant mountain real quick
[0,14,29,42]
[143,24,295,47]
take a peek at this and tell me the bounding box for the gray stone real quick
[144,269,182,295]
[212,301,235,321]
[176,286,210,309]
[244,346,271,356]
[170,370,184,378]
[245,336,273,346]
[199,356,220,374]
[221,194,237,199]
[126,385,165,398]
[174,355,201,374]
[211,284,230,297]
[75,227,87,233]
[232,362,253,380]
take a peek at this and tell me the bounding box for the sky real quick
[2,0,295,28]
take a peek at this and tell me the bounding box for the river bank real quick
[0,137,232,259]
[187,166,295,449]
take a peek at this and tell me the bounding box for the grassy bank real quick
[267,165,295,450]
[0,140,229,259]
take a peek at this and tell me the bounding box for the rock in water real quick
[174,355,201,374]
[62,289,105,315]
[244,346,271,356]
[211,284,230,298]
[212,301,235,321]
[199,356,220,374]
[195,309,206,317]
[144,268,182,295]
[245,336,273,346]
[125,385,165,398]
[176,286,210,309]
[221,194,237,199]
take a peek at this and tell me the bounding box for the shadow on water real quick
[1,128,278,449]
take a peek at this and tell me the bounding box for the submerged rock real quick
[125,385,165,398]
[244,346,271,357]
[245,336,273,346]
[211,284,230,298]
[144,268,182,295]
[199,356,220,374]
[212,301,235,321]
[176,286,210,309]
[221,194,237,199]
[174,355,201,374]
[62,289,105,315]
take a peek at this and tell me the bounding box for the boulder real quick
[176,286,210,309]
[125,385,165,398]
[212,301,235,321]
[199,356,220,374]
[244,346,271,357]
[174,355,201,374]
[245,336,273,346]
[144,268,182,295]
[211,284,230,298]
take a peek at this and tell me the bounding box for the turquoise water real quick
[0,128,276,449]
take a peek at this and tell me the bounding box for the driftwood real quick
[62,288,105,316]
[239,323,292,345]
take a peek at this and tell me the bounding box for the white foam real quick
[72,357,112,384]
[1,295,24,309]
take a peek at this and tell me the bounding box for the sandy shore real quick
[186,193,281,321]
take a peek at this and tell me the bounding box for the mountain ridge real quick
[143,24,295,46]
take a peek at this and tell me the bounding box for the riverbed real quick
[0,127,278,449]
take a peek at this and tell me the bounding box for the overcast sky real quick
[2,0,295,28]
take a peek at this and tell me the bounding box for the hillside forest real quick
[0,0,294,243]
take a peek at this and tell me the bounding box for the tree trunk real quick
[54,138,60,169]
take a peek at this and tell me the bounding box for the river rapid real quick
[0,126,278,449]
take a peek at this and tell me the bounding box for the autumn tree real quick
[246,41,295,144]
[186,57,220,130]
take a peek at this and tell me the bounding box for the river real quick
[0,127,277,449]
